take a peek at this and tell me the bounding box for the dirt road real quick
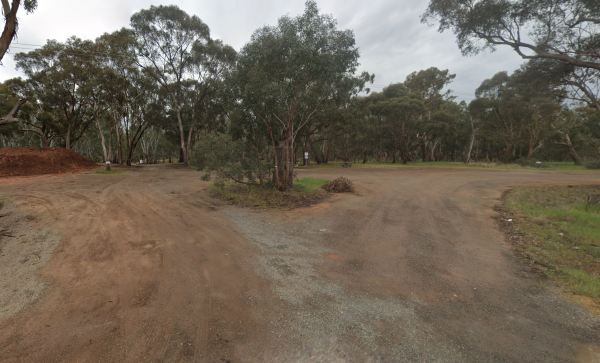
[0,166,599,362]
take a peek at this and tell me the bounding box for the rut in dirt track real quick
[0,165,598,362]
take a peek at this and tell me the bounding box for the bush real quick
[322,176,354,193]
[585,161,600,170]
[515,157,530,166]
[191,133,272,186]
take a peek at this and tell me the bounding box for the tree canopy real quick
[422,0,600,71]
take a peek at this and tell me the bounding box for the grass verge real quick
[500,185,600,304]
[94,170,127,175]
[296,161,596,171]
[210,177,329,209]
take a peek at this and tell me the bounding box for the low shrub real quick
[585,161,600,170]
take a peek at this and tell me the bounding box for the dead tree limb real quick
[0,98,27,126]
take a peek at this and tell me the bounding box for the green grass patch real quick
[293,177,330,192]
[295,160,595,172]
[504,185,600,302]
[94,170,127,175]
[210,178,329,209]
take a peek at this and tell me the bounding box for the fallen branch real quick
[0,98,27,126]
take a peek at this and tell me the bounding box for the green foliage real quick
[131,5,236,165]
[23,0,38,13]
[192,133,272,186]
[422,0,600,115]
[230,0,371,190]
[422,0,600,72]
[585,161,600,170]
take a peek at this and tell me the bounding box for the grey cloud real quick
[0,0,524,102]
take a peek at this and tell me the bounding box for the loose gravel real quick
[223,207,465,362]
[0,199,61,324]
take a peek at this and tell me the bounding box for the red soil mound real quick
[0,147,97,177]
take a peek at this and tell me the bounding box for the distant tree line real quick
[1,0,599,189]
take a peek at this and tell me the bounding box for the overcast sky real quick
[0,0,524,102]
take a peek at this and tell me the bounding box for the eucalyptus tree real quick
[551,109,587,164]
[232,1,370,190]
[5,77,62,147]
[405,67,456,161]
[14,37,99,150]
[422,0,600,71]
[370,84,425,164]
[470,72,524,164]
[509,64,563,160]
[1,0,38,125]
[96,29,144,164]
[523,58,600,116]
[130,5,233,166]
[182,39,236,158]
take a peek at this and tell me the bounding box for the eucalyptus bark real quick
[421,139,429,162]
[558,133,583,165]
[0,0,19,63]
[94,107,109,161]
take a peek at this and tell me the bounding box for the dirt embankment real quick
[0,147,97,177]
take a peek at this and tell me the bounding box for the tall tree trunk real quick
[174,104,188,166]
[274,131,294,191]
[95,112,109,161]
[0,0,19,63]
[186,124,194,165]
[126,142,134,166]
[421,139,429,162]
[560,133,584,165]
[401,148,408,165]
[526,136,536,161]
[108,126,114,162]
[65,122,72,150]
[503,145,513,165]
[465,129,477,164]
[392,136,398,163]
[117,123,123,165]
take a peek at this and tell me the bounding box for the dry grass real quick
[322,177,355,193]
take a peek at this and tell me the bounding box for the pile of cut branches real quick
[322,177,354,193]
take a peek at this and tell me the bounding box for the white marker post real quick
[106,161,111,171]
[304,152,309,166]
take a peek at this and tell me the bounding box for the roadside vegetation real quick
[209,177,330,209]
[297,161,600,171]
[503,185,600,303]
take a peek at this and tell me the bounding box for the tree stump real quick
[587,194,600,207]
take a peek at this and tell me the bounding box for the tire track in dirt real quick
[0,166,278,362]
[1,166,599,362]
